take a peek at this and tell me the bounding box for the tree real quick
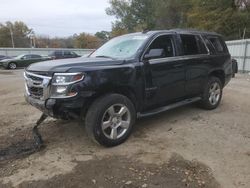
[95,31,110,41]
[154,0,191,29]
[0,21,32,47]
[106,0,157,33]
[106,0,250,40]
[106,0,192,33]
[187,0,250,39]
[73,33,101,49]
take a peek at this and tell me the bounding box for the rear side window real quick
[180,34,207,55]
[55,51,63,56]
[207,36,227,53]
[64,51,70,55]
[30,55,41,58]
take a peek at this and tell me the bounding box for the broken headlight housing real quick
[50,73,84,98]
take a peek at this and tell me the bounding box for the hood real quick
[26,57,124,72]
[0,58,14,62]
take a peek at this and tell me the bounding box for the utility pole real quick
[29,32,36,48]
[9,26,15,48]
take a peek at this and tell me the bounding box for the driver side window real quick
[23,55,30,59]
[145,35,175,59]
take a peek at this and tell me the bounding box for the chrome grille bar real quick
[24,71,52,100]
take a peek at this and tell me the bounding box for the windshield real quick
[14,54,25,59]
[90,34,148,59]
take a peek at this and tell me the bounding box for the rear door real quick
[142,34,186,107]
[178,34,210,96]
[21,55,33,67]
[30,55,43,64]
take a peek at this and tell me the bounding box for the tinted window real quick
[181,34,202,55]
[203,38,216,54]
[196,36,208,54]
[64,51,72,55]
[207,36,227,53]
[23,55,31,59]
[30,54,41,58]
[55,51,63,55]
[147,35,175,58]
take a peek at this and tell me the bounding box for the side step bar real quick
[137,97,201,118]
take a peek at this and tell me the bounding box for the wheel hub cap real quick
[101,104,131,140]
[209,82,221,105]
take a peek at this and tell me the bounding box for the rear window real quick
[180,34,207,55]
[207,36,227,53]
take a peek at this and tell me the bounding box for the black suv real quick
[48,50,80,59]
[24,30,232,146]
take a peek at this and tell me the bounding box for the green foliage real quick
[0,21,32,47]
[73,33,101,49]
[107,0,250,39]
[187,0,250,39]
[95,31,110,41]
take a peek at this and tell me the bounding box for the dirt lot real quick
[0,69,249,188]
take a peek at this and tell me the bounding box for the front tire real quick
[200,76,223,110]
[85,94,136,147]
[8,62,17,69]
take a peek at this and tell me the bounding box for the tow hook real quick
[33,113,48,148]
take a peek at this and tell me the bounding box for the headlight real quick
[52,73,84,85]
[50,72,84,98]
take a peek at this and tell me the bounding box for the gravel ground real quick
[0,69,249,188]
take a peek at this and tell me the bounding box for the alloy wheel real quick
[9,63,17,69]
[208,82,221,105]
[101,104,131,140]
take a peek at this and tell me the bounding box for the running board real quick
[137,97,201,118]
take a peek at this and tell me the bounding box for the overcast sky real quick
[0,0,115,37]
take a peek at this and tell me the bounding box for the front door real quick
[142,34,186,108]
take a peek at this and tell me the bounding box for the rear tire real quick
[85,94,136,147]
[200,76,222,110]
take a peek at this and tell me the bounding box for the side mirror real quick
[144,49,164,60]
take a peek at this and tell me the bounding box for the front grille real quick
[28,87,43,98]
[24,71,52,100]
[26,74,43,82]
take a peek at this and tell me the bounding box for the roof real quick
[119,29,221,39]
[142,29,220,36]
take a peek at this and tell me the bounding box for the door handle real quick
[202,60,210,63]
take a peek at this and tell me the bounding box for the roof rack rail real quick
[142,29,150,34]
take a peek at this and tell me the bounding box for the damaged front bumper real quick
[25,94,55,117]
[24,71,88,119]
[25,94,86,119]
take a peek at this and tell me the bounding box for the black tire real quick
[200,76,223,110]
[8,62,17,69]
[85,94,136,147]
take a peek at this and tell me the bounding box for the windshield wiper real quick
[95,55,114,59]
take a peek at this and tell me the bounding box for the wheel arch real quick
[208,69,225,87]
[80,86,139,119]
[7,61,17,69]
